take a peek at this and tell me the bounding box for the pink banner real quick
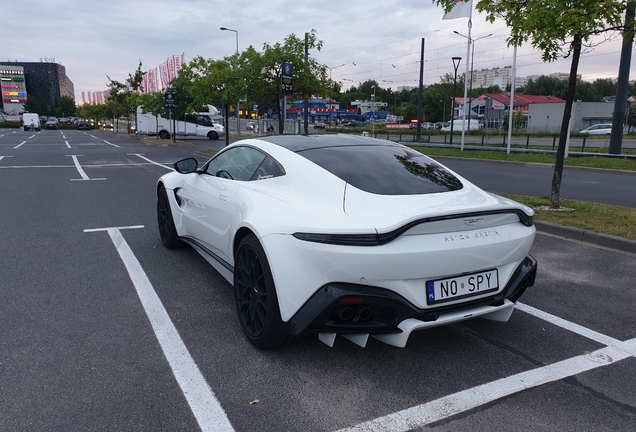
[168,56,176,82]
[161,61,169,88]
[174,55,181,76]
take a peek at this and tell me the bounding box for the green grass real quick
[503,194,636,240]
[143,137,191,146]
[411,146,636,171]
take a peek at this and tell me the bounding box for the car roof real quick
[258,134,394,152]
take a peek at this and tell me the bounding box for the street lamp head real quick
[220,27,227,31]
[452,56,462,72]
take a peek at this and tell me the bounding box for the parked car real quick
[45,120,57,130]
[246,121,257,131]
[314,122,327,129]
[156,135,537,349]
[579,124,613,135]
[76,121,91,130]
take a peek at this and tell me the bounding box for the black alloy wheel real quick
[157,186,182,249]
[234,235,290,349]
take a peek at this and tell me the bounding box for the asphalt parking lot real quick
[1,128,635,431]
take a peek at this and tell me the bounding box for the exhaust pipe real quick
[334,306,355,321]
[357,307,373,321]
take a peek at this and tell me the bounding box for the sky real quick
[7,0,636,103]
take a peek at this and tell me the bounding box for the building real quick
[287,98,357,122]
[350,100,388,114]
[471,66,514,88]
[527,102,614,133]
[452,93,566,129]
[1,65,26,114]
[492,76,528,91]
[0,61,75,111]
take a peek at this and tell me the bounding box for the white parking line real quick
[131,153,174,170]
[337,339,636,432]
[84,226,235,432]
[68,155,106,181]
[13,141,26,149]
[103,140,120,148]
[29,134,36,139]
[516,302,620,346]
[0,156,13,162]
[337,303,635,432]
[65,140,71,149]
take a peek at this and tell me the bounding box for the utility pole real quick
[416,38,425,141]
[609,0,635,155]
[303,33,309,135]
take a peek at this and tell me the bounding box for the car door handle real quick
[220,194,228,201]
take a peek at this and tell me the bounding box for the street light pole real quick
[220,27,239,55]
[453,32,493,133]
[450,57,461,146]
[327,63,346,80]
[220,27,240,136]
[371,85,376,135]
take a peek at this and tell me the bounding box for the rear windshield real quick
[298,145,463,195]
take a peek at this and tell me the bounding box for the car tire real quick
[234,234,292,349]
[207,131,218,140]
[159,130,170,140]
[157,186,183,249]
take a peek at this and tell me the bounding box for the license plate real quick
[426,269,499,305]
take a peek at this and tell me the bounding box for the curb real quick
[534,221,636,254]
[429,155,636,176]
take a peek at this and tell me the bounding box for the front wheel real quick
[158,130,170,140]
[157,186,182,249]
[207,131,218,140]
[234,235,291,349]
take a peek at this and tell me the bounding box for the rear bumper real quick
[284,255,537,343]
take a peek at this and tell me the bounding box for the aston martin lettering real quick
[445,230,500,242]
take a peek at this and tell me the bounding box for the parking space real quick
[1,130,635,431]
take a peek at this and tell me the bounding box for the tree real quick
[434,0,626,208]
[22,96,48,115]
[54,96,77,117]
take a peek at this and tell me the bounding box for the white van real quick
[441,119,481,132]
[136,105,225,140]
[23,113,41,131]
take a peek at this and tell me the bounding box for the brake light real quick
[340,297,364,304]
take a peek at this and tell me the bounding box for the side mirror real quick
[174,158,198,174]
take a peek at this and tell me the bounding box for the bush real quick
[0,122,22,128]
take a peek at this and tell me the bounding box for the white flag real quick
[443,0,472,20]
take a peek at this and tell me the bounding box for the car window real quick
[196,115,213,126]
[298,145,463,195]
[250,156,286,180]
[204,147,269,181]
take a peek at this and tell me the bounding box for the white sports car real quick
[157,135,537,349]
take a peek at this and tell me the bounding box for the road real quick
[1,128,634,431]
[432,157,636,208]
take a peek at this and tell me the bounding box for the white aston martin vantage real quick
[157,134,537,349]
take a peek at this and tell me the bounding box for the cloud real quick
[7,0,635,102]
